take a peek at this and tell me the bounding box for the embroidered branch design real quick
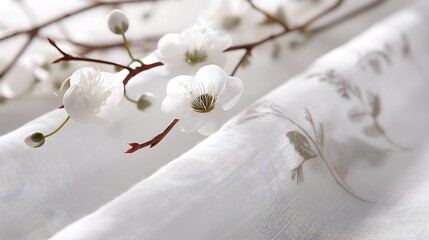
[357,49,392,74]
[401,33,411,58]
[227,102,371,202]
[287,131,317,183]
[309,69,409,151]
[310,69,363,101]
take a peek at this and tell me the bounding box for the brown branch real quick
[312,0,387,34]
[48,37,133,71]
[121,61,163,85]
[0,29,37,79]
[0,0,152,41]
[247,0,289,31]
[225,0,345,75]
[0,0,157,82]
[231,51,250,76]
[125,118,179,153]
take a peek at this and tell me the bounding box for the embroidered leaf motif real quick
[348,107,369,122]
[287,131,317,184]
[370,94,381,118]
[304,108,313,124]
[369,58,382,74]
[401,33,411,57]
[316,70,364,100]
[304,108,324,148]
[316,123,324,148]
[358,50,391,74]
[363,124,384,137]
[287,131,317,160]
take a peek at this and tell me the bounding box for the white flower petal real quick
[179,113,208,133]
[156,25,231,76]
[165,75,193,102]
[161,96,190,118]
[155,33,186,62]
[69,67,93,86]
[194,64,228,96]
[63,85,97,124]
[218,76,243,111]
[198,112,222,135]
[0,64,34,98]
[101,72,124,105]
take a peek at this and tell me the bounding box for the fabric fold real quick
[50,0,429,239]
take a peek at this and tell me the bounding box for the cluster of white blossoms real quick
[23,0,331,148]
[155,23,244,135]
[155,25,232,76]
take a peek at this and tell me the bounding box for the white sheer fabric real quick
[0,0,426,239]
[47,1,429,239]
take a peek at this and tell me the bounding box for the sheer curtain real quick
[1,0,427,239]
[50,0,429,239]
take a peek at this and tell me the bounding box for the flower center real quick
[191,94,216,113]
[185,49,208,65]
[222,16,241,30]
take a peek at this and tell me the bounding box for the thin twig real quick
[0,29,37,79]
[48,38,133,71]
[312,0,387,34]
[125,119,179,153]
[0,0,151,41]
[39,35,160,55]
[246,0,289,31]
[0,0,157,82]
[231,51,250,76]
[225,0,345,75]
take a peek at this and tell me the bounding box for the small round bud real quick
[136,92,156,111]
[24,132,45,148]
[107,9,129,35]
[0,95,7,105]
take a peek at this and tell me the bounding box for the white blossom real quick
[0,61,35,99]
[107,9,129,35]
[63,67,124,124]
[155,25,231,76]
[199,0,264,44]
[161,65,243,135]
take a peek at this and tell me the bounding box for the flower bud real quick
[24,132,45,148]
[107,9,129,35]
[136,92,156,111]
[0,95,7,105]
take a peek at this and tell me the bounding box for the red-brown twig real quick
[0,0,156,82]
[48,38,133,71]
[226,0,345,75]
[0,29,37,79]
[39,34,161,55]
[125,119,179,153]
[246,0,289,31]
[47,37,163,85]
[312,0,387,34]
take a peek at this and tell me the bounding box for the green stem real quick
[122,33,143,65]
[124,90,137,104]
[44,116,70,138]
